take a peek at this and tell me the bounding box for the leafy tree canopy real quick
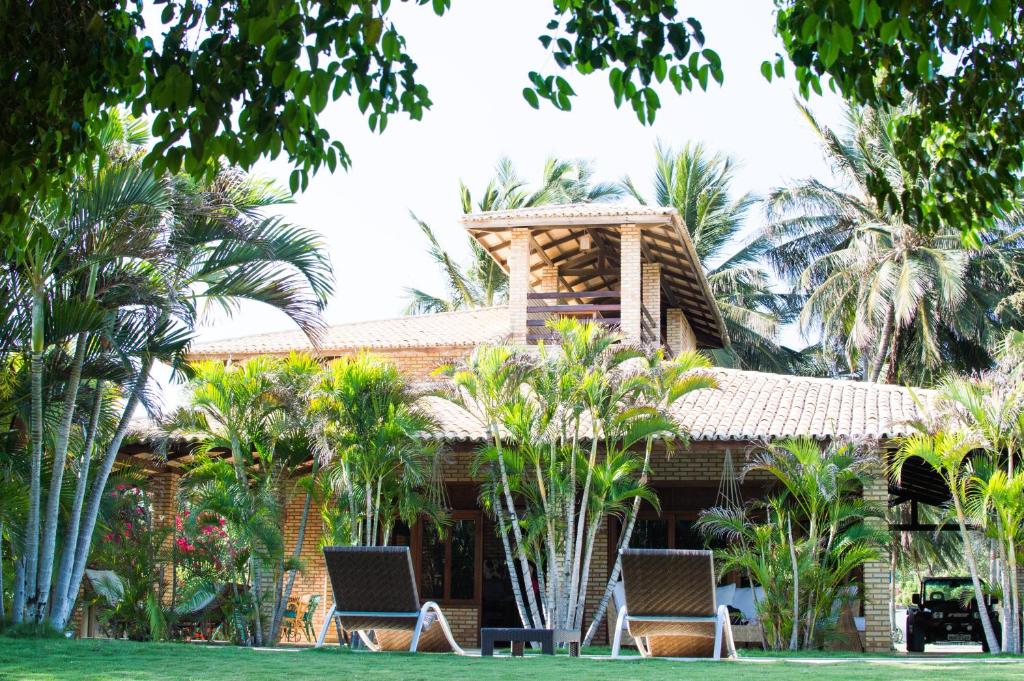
[0,0,719,226]
[3,1,1021,246]
[769,0,1024,245]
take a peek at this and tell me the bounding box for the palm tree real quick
[583,347,718,645]
[441,320,681,633]
[698,438,884,651]
[967,460,1024,653]
[0,113,335,630]
[405,158,622,314]
[745,437,882,648]
[764,104,1021,384]
[169,354,328,646]
[310,353,444,549]
[623,143,801,372]
[891,431,1002,652]
[1,113,170,623]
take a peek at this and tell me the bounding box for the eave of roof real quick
[187,306,511,360]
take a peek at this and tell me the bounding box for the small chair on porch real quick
[611,548,737,659]
[315,546,464,654]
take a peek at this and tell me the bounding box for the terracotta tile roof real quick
[130,367,931,448]
[187,307,511,360]
[422,368,932,442]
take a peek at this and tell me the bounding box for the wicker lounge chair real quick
[315,546,464,654]
[611,548,736,659]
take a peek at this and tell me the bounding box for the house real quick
[124,204,932,651]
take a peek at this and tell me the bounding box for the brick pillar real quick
[666,309,697,355]
[149,471,180,605]
[508,229,531,345]
[862,455,893,652]
[620,224,642,343]
[539,265,558,293]
[642,262,661,344]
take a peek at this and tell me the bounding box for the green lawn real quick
[3,638,1024,681]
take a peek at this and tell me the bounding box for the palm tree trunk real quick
[993,519,1012,652]
[491,426,542,628]
[60,359,153,629]
[251,557,264,646]
[583,436,654,645]
[567,429,599,629]
[25,294,44,621]
[572,515,602,630]
[12,556,25,624]
[1009,540,1020,654]
[868,311,894,383]
[952,494,1000,652]
[37,331,89,621]
[364,481,373,546]
[534,457,559,628]
[788,516,800,651]
[0,521,5,622]
[269,460,318,644]
[49,383,104,626]
[493,492,531,628]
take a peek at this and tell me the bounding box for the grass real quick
[3,638,1024,681]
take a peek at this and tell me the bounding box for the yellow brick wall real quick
[138,436,896,651]
[862,455,892,652]
[356,347,464,380]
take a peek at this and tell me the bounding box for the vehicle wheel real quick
[907,626,925,653]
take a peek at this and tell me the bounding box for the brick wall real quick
[665,308,697,355]
[539,265,559,294]
[149,471,179,605]
[348,347,464,380]
[642,262,661,341]
[279,482,332,644]
[862,453,892,652]
[508,229,531,345]
[620,224,642,342]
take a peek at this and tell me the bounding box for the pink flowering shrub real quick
[174,508,247,599]
[89,483,171,640]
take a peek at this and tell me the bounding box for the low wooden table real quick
[480,627,581,657]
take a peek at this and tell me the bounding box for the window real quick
[414,512,481,603]
[616,513,714,550]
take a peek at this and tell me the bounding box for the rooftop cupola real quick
[459,203,727,354]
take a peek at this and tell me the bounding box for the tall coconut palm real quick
[623,143,801,372]
[764,104,1021,384]
[404,158,622,314]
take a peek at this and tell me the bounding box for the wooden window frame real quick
[607,510,703,554]
[411,510,483,607]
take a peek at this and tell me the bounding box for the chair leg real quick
[410,610,426,652]
[713,615,722,660]
[316,604,335,648]
[420,601,466,655]
[611,605,628,658]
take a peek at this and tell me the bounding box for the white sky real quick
[158,0,848,405]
